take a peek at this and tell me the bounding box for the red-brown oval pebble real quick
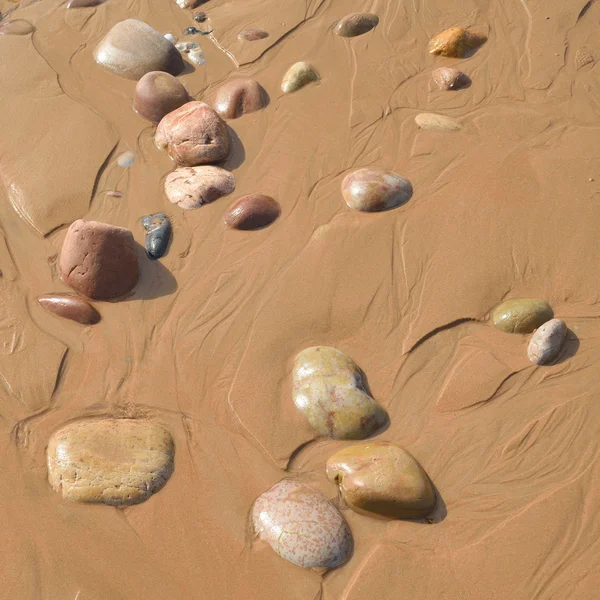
[334,13,379,38]
[432,67,471,90]
[238,28,269,41]
[38,294,101,325]
[224,195,280,230]
[213,77,267,119]
[133,71,191,123]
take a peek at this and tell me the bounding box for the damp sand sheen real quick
[0,0,598,599]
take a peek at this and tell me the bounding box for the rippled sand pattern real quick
[0,0,599,598]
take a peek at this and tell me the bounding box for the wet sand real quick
[1,0,600,598]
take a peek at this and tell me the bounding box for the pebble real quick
[184,26,200,35]
[238,28,269,41]
[292,346,388,439]
[155,101,229,166]
[194,12,207,23]
[47,419,174,506]
[224,194,280,230]
[175,0,202,8]
[213,77,267,119]
[93,19,184,80]
[334,13,379,38]
[59,220,140,300]
[142,213,172,259]
[0,19,35,35]
[415,112,462,131]
[164,33,177,44]
[66,0,107,7]
[527,319,567,365]
[133,71,191,124]
[492,298,553,334]
[38,294,101,325]
[175,41,199,53]
[326,442,437,520]
[164,166,235,209]
[427,27,487,58]
[252,480,353,569]
[342,167,413,212]
[188,48,206,65]
[432,67,470,90]
[281,62,319,94]
[117,151,136,168]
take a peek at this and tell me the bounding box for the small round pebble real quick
[238,28,269,41]
[527,319,567,364]
[117,151,136,168]
[164,166,235,209]
[252,479,353,569]
[194,12,207,22]
[432,67,470,90]
[185,26,200,35]
[142,213,172,259]
[0,19,35,35]
[342,167,413,212]
[164,33,177,44]
[224,195,280,230]
[428,27,487,58]
[38,294,101,325]
[415,113,462,131]
[326,442,436,519]
[213,77,267,119]
[188,48,206,65]
[334,13,379,38]
[133,71,191,123]
[281,62,319,94]
[492,298,553,334]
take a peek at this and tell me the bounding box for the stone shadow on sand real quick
[219,125,245,171]
[552,328,580,365]
[123,243,178,301]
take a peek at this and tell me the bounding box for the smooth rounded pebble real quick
[59,220,139,300]
[415,113,461,131]
[292,346,388,439]
[527,319,567,365]
[334,13,379,38]
[133,71,191,123]
[213,77,267,119]
[93,19,184,80]
[47,419,174,506]
[238,28,269,41]
[432,67,470,90]
[155,101,229,166]
[281,62,319,94]
[188,48,206,65]
[67,0,107,7]
[117,151,136,168]
[427,27,487,58]
[164,33,177,44]
[176,0,202,8]
[326,442,436,520]
[142,213,172,259]
[224,194,280,230]
[38,294,101,325]
[492,298,553,334]
[342,167,413,212]
[252,479,353,569]
[165,166,235,209]
[0,19,35,35]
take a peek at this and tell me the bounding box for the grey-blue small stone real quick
[142,213,171,260]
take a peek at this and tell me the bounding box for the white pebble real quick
[164,33,176,44]
[527,319,567,365]
[117,151,136,168]
[188,49,206,66]
[175,41,199,53]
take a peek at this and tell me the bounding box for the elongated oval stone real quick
[427,27,487,58]
[38,294,101,325]
[238,28,269,41]
[415,113,461,131]
[492,298,553,334]
[334,13,379,37]
[0,19,35,35]
[527,319,567,365]
[94,19,184,80]
[47,419,174,506]
[292,346,388,439]
[165,166,235,209]
[342,167,413,212]
[326,442,436,520]
[224,194,280,230]
[281,62,319,94]
[252,479,353,569]
[142,213,171,259]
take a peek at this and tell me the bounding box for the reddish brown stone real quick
[334,13,379,38]
[59,220,140,301]
[133,71,191,123]
[213,77,267,119]
[155,101,229,166]
[238,29,269,41]
[38,294,101,325]
[224,194,280,230]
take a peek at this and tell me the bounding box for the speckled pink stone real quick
[527,319,567,365]
[252,480,353,569]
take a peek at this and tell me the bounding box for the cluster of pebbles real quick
[24,2,571,576]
